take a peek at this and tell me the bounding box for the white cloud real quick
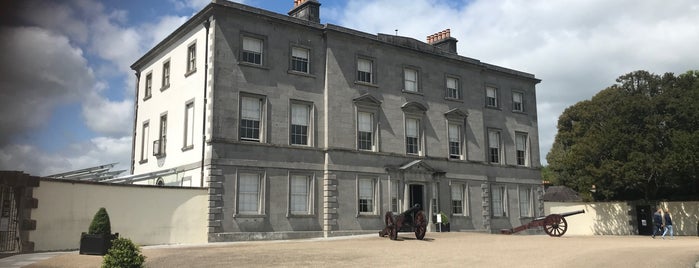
[336,0,699,164]
[0,136,132,176]
[82,92,133,137]
[0,26,93,145]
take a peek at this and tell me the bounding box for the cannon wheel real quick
[543,214,567,237]
[385,212,398,240]
[414,210,427,240]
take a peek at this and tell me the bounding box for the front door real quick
[636,205,652,235]
[409,184,424,210]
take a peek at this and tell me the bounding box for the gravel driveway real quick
[26,232,699,267]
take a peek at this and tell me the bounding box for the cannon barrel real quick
[401,204,421,216]
[533,209,585,221]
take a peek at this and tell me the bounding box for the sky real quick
[1,0,698,176]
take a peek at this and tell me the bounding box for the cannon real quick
[378,204,427,240]
[500,209,585,237]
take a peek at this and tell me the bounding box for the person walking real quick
[651,208,664,238]
[661,209,674,239]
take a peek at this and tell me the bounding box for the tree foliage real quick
[547,70,699,201]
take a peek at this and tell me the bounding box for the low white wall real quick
[30,179,208,251]
[545,201,699,236]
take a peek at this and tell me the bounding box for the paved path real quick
[7,233,699,267]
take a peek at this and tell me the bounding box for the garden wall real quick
[545,201,699,236]
[30,178,208,251]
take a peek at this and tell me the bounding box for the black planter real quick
[79,233,118,255]
[437,223,450,232]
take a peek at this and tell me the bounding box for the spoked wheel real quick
[414,210,427,240]
[543,214,567,237]
[385,212,398,240]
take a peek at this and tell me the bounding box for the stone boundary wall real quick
[30,178,208,251]
[545,201,699,236]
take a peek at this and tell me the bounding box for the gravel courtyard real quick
[27,232,698,267]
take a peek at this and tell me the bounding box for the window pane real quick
[358,112,372,132]
[448,124,460,142]
[516,134,527,151]
[358,59,371,72]
[489,131,500,148]
[185,103,194,147]
[243,37,262,53]
[513,92,522,102]
[406,118,418,137]
[241,97,261,120]
[239,174,260,213]
[487,87,497,98]
[492,186,503,217]
[291,104,309,126]
[292,47,308,58]
[519,188,530,217]
[405,69,417,91]
[359,179,374,213]
[291,175,310,214]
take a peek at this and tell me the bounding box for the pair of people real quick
[651,208,674,239]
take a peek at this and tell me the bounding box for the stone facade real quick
[131,0,544,241]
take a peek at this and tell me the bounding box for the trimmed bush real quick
[89,207,112,235]
[102,237,146,268]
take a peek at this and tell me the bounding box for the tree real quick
[547,70,699,201]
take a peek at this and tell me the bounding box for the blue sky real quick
[1,0,698,176]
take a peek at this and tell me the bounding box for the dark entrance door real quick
[409,184,424,210]
[636,205,652,235]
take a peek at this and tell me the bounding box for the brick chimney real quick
[426,29,458,54]
[289,0,321,23]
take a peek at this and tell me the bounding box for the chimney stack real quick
[426,29,458,54]
[289,0,321,23]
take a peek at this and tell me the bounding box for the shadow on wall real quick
[588,203,634,235]
[662,202,699,236]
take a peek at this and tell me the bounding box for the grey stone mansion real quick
[130,0,543,241]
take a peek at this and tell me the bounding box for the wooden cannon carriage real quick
[500,209,585,237]
[379,204,427,240]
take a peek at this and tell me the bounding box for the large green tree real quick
[547,70,699,201]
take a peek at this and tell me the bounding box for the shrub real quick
[88,207,112,235]
[102,237,146,268]
[439,211,449,225]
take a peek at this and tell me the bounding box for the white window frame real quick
[403,68,419,92]
[144,72,152,99]
[448,123,463,160]
[140,121,149,163]
[405,117,422,155]
[486,86,498,108]
[236,172,265,215]
[242,36,263,65]
[512,91,524,112]
[515,132,529,166]
[451,183,466,216]
[488,129,502,164]
[240,95,265,142]
[446,76,460,99]
[157,113,167,157]
[162,60,170,89]
[492,185,507,217]
[356,57,373,84]
[290,46,310,73]
[186,43,196,74]
[519,186,533,218]
[289,174,314,215]
[290,101,312,146]
[357,111,376,151]
[357,177,378,215]
[183,101,195,150]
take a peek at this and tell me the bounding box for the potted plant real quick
[438,211,450,232]
[80,207,118,255]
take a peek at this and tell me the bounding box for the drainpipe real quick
[130,72,141,175]
[200,18,210,187]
